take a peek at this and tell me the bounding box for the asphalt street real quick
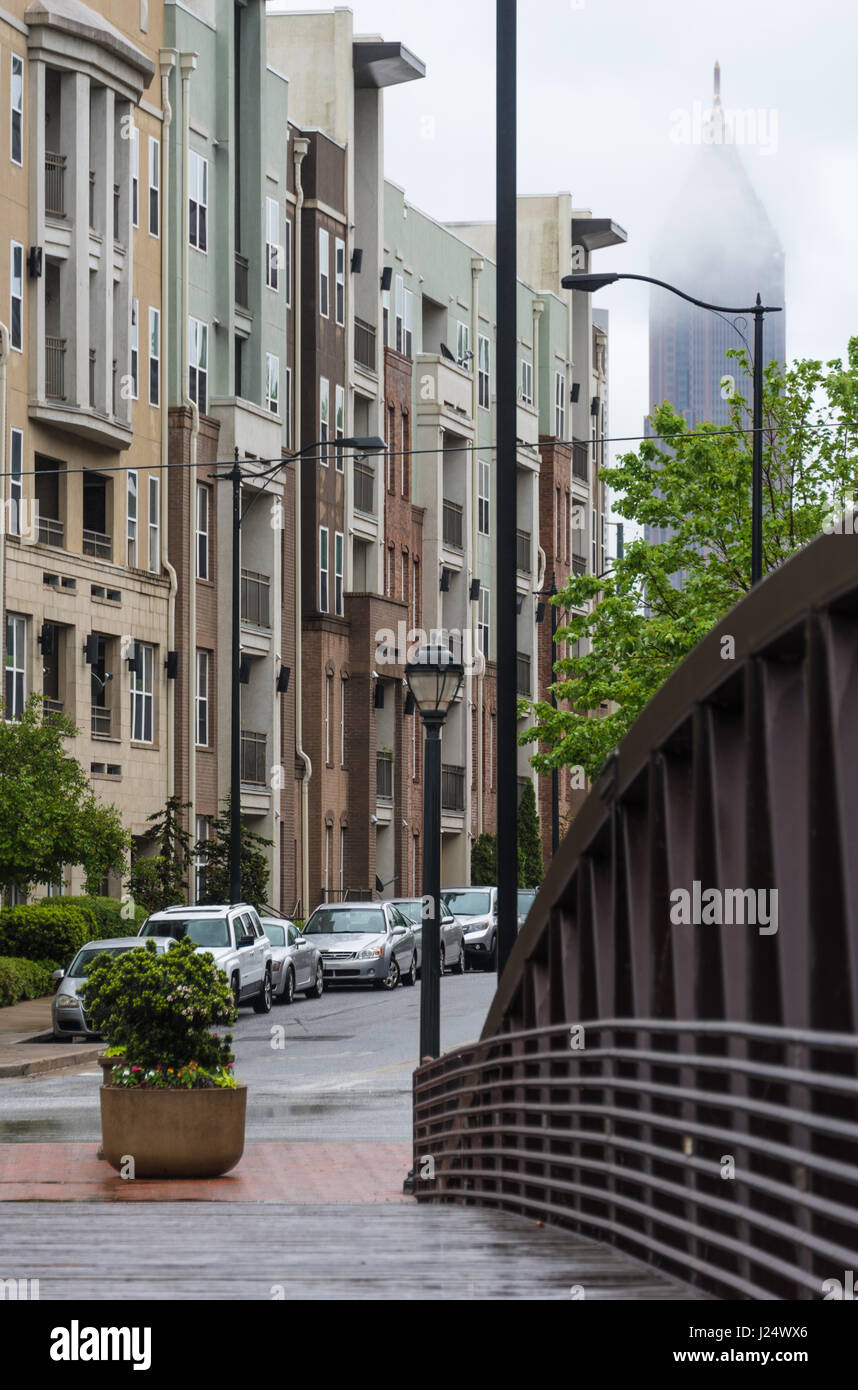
[0,970,497,1143]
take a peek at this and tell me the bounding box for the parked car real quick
[517,889,537,932]
[441,887,498,970]
[301,901,417,989]
[138,903,273,1013]
[51,937,169,1040]
[259,917,324,1003]
[390,898,466,975]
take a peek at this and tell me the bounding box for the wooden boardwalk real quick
[0,1201,709,1300]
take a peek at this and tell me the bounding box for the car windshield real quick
[443,891,491,916]
[263,924,286,947]
[140,918,231,948]
[305,908,386,935]
[67,945,140,976]
[393,901,422,924]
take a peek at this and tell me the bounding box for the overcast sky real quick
[272,0,858,481]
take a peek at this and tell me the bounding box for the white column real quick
[62,71,90,409]
[29,60,46,401]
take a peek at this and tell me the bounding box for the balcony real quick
[376,751,393,802]
[516,652,531,697]
[441,764,465,813]
[91,707,111,737]
[83,530,112,560]
[240,731,267,786]
[442,499,463,550]
[235,253,249,311]
[572,440,589,483]
[42,698,64,717]
[571,555,587,577]
[516,529,531,573]
[240,569,270,628]
[354,317,376,373]
[354,462,375,516]
[46,337,66,400]
[516,400,540,450]
[45,152,66,217]
[37,516,64,548]
[415,355,472,421]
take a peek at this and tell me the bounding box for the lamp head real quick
[404,643,463,726]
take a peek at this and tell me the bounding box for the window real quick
[457,321,470,367]
[4,615,25,720]
[189,151,207,252]
[325,674,331,763]
[335,238,345,325]
[284,366,292,449]
[411,709,417,780]
[148,307,160,406]
[188,318,207,414]
[601,512,606,575]
[339,827,346,895]
[194,815,209,901]
[325,825,331,894]
[131,125,139,227]
[10,54,23,167]
[385,545,391,597]
[196,650,209,746]
[335,384,344,470]
[126,470,138,567]
[9,428,22,538]
[130,300,139,399]
[401,552,408,607]
[382,286,390,347]
[395,275,404,353]
[284,218,292,306]
[148,136,159,236]
[319,377,329,465]
[266,197,279,290]
[340,679,346,765]
[148,475,160,572]
[411,833,417,894]
[196,483,210,580]
[403,288,413,358]
[478,458,490,536]
[386,405,394,491]
[478,335,491,409]
[265,353,279,415]
[412,558,418,628]
[592,508,597,573]
[520,358,533,405]
[334,532,344,616]
[319,228,329,317]
[130,642,154,743]
[489,712,496,790]
[319,527,329,611]
[555,369,566,438]
[478,586,490,658]
[10,241,22,351]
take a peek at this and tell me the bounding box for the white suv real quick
[138,904,273,1013]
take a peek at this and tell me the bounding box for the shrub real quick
[59,895,146,937]
[80,937,237,1087]
[471,833,498,886]
[0,956,58,1007]
[517,780,544,889]
[0,903,97,966]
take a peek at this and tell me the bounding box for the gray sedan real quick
[301,902,417,989]
[51,937,168,1039]
[260,918,324,1003]
[389,898,466,975]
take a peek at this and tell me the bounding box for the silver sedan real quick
[301,902,418,989]
[389,898,466,975]
[260,918,324,1003]
[51,937,168,1039]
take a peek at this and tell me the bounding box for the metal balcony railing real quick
[441,764,465,813]
[91,707,111,737]
[42,698,64,717]
[240,731,267,786]
[516,529,531,573]
[516,652,531,696]
[37,516,64,548]
[45,152,66,216]
[442,499,463,550]
[240,569,270,628]
[354,317,376,372]
[572,440,589,483]
[235,253,249,310]
[354,462,375,516]
[83,529,111,560]
[376,752,393,801]
[45,337,66,400]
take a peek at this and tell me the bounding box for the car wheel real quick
[439,944,446,976]
[230,973,241,1008]
[453,943,465,974]
[402,953,417,986]
[253,968,273,1014]
[306,961,324,999]
[381,956,400,990]
[279,967,295,1005]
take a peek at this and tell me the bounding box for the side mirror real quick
[392,925,406,935]
[52,968,64,982]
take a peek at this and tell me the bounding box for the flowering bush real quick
[80,937,237,1086]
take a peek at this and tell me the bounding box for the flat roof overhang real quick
[353,41,426,89]
[571,218,628,251]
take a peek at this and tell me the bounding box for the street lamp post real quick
[212,436,385,904]
[405,643,463,1061]
[562,272,782,587]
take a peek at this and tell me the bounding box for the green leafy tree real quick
[471,833,497,886]
[522,343,858,782]
[194,795,272,908]
[0,696,129,898]
[516,780,544,888]
[126,797,192,913]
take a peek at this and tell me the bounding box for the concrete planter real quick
[99,1083,247,1179]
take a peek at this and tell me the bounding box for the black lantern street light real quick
[212,436,385,904]
[405,643,464,1061]
[562,272,782,588]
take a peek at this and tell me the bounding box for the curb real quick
[0,1040,103,1079]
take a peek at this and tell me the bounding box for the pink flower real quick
[131,1066,142,1072]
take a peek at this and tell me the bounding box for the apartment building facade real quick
[0,0,170,892]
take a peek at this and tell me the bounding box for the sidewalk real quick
[0,996,103,1078]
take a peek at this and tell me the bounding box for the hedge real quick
[0,903,98,965]
[0,956,58,1007]
[58,895,147,936]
